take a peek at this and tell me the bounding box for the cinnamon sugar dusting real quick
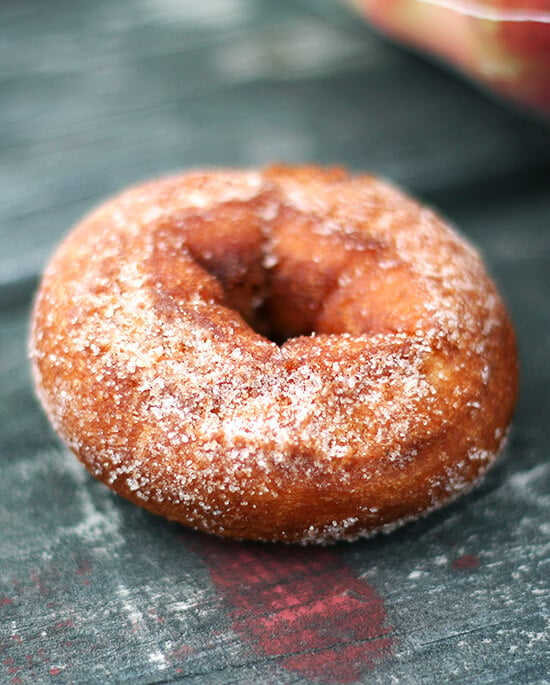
[29,166,518,543]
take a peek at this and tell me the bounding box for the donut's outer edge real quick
[29,166,519,544]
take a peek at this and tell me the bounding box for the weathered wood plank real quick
[1,1,548,683]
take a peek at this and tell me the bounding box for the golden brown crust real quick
[29,165,518,543]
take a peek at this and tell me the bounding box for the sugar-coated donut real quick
[30,165,518,543]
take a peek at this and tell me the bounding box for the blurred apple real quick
[345,0,550,118]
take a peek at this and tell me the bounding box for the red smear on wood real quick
[451,554,480,570]
[185,534,395,683]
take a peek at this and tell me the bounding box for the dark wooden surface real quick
[1,1,549,683]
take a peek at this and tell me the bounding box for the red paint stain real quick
[2,658,21,684]
[185,534,395,683]
[49,666,63,676]
[451,554,480,570]
[0,598,13,605]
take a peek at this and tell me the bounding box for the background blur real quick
[1,1,549,683]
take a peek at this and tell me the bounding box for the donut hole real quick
[258,206,422,343]
[150,199,426,346]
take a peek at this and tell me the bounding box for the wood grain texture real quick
[1,0,549,683]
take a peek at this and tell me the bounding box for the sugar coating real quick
[29,166,518,543]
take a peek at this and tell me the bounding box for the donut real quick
[30,165,518,543]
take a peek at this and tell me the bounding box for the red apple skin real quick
[492,0,550,113]
[345,0,550,117]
